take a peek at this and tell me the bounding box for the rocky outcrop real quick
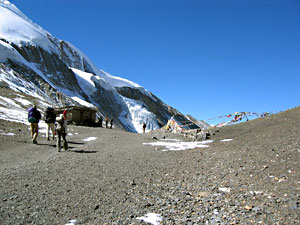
[115,86,196,128]
[1,62,78,107]
[116,86,172,126]
[10,42,85,94]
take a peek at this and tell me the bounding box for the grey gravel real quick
[0,107,300,224]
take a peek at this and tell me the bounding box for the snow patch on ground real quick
[65,219,77,225]
[143,139,214,151]
[219,187,231,193]
[136,213,163,225]
[220,139,233,142]
[82,137,97,142]
[0,132,15,135]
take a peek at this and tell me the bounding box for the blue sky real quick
[12,0,300,124]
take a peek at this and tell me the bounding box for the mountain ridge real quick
[0,0,200,132]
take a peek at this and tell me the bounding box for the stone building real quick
[55,106,98,126]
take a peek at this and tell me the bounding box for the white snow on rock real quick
[67,42,147,93]
[14,97,31,106]
[119,96,160,133]
[71,68,97,96]
[0,0,58,53]
[71,67,158,133]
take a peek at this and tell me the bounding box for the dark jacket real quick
[44,108,56,123]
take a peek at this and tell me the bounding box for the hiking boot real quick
[33,139,37,144]
[63,141,68,150]
[47,137,50,141]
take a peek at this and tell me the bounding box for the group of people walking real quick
[27,105,68,152]
[98,116,114,129]
[28,105,149,151]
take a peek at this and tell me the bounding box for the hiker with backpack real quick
[44,107,56,141]
[55,110,68,152]
[27,104,42,144]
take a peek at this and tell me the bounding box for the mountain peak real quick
[0,0,57,53]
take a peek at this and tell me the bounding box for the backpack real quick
[55,117,65,133]
[45,107,55,123]
[28,107,40,123]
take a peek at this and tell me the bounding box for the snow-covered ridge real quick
[65,42,152,97]
[100,69,141,89]
[0,0,58,53]
[0,1,150,92]
[0,0,28,22]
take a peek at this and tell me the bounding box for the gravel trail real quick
[0,108,300,224]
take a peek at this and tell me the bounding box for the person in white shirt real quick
[55,110,68,152]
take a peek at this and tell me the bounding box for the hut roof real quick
[54,106,98,112]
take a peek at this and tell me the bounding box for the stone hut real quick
[55,106,98,126]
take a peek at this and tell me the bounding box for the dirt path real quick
[0,121,101,170]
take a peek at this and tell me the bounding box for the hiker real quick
[44,107,56,141]
[27,104,41,144]
[142,122,146,133]
[55,110,68,152]
[98,116,103,127]
[105,116,109,128]
[110,118,114,129]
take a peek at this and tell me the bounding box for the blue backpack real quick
[28,107,40,123]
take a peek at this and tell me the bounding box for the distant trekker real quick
[142,122,146,133]
[110,118,114,129]
[105,117,109,128]
[27,104,41,144]
[44,107,56,141]
[98,116,103,127]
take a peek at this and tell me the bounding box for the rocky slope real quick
[0,107,299,224]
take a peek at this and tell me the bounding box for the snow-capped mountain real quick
[0,0,198,132]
